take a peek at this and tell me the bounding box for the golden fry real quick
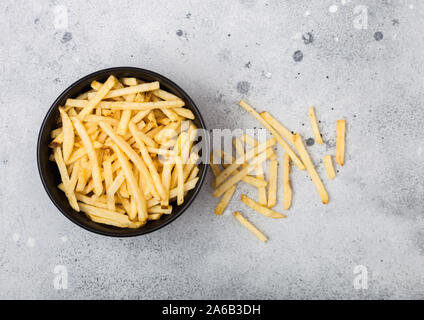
[283,153,292,210]
[215,185,236,215]
[323,155,336,180]
[233,211,268,243]
[241,194,286,219]
[336,120,346,166]
[308,106,323,144]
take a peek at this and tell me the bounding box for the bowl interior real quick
[38,67,208,237]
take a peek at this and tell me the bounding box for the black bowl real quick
[37,67,208,237]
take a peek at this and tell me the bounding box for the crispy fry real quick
[88,82,159,99]
[336,120,346,166]
[255,162,267,206]
[113,145,147,221]
[267,159,278,208]
[239,100,304,170]
[79,202,143,227]
[215,185,236,215]
[323,155,336,180]
[58,107,74,162]
[176,156,184,205]
[53,147,79,212]
[71,117,103,196]
[103,160,115,211]
[213,148,274,198]
[233,211,268,243]
[67,99,185,111]
[78,75,116,119]
[214,138,276,187]
[169,177,199,199]
[260,111,294,143]
[293,133,329,204]
[283,153,292,210]
[240,194,286,219]
[308,106,323,144]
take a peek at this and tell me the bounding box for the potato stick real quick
[213,148,273,198]
[132,130,157,148]
[215,138,276,187]
[233,211,268,243]
[169,177,199,199]
[161,108,180,121]
[267,159,278,208]
[176,156,184,205]
[308,107,323,144]
[142,122,156,134]
[98,121,159,199]
[79,202,137,225]
[120,77,138,86]
[293,133,329,204]
[239,100,304,170]
[117,109,132,136]
[76,162,88,192]
[53,147,79,211]
[148,205,173,214]
[147,110,157,126]
[173,107,195,119]
[215,185,236,215]
[82,179,94,194]
[323,155,336,180]
[129,195,137,218]
[88,214,143,228]
[67,99,184,110]
[119,179,130,199]
[85,115,119,126]
[131,110,150,124]
[283,153,292,210]
[58,107,74,162]
[241,194,286,219]
[161,162,173,206]
[108,171,125,195]
[233,137,245,160]
[188,165,199,181]
[147,198,160,208]
[103,160,115,211]
[260,111,294,143]
[113,145,147,221]
[78,75,116,119]
[72,117,103,196]
[218,151,267,188]
[129,121,167,201]
[146,147,174,157]
[69,160,79,192]
[94,82,159,99]
[255,163,267,206]
[336,120,346,166]
[148,213,162,221]
[152,89,182,101]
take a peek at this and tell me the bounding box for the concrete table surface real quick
[0,0,423,299]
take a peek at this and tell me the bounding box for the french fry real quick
[67,99,185,111]
[176,156,184,205]
[283,153,292,210]
[213,148,274,198]
[323,155,336,180]
[113,145,147,221]
[215,185,236,215]
[58,107,74,162]
[267,159,278,208]
[98,121,159,199]
[255,162,267,206]
[233,211,268,243]
[88,82,159,99]
[214,138,276,187]
[79,202,143,227]
[259,111,294,143]
[72,117,103,196]
[169,177,199,199]
[187,165,199,181]
[88,214,143,228]
[240,194,286,219]
[129,121,167,201]
[308,106,323,144]
[152,89,182,102]
[239,100,304,170]
[108,171,125,196]
[103,160,115,211]
[148,205,173,214]
[293,133,329,204]
[173,108,195,119]
[336,120,346,166]
[78,75,116,119]
[53,147,79,212]
[120,77,138,86]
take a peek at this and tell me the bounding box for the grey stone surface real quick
[0,0,423,299]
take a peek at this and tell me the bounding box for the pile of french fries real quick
[49,75,200,228]
[211,100,346,242]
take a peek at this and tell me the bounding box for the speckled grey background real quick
[1,0,423,299]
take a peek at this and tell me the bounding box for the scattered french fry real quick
[283,153,292,210]
[233,211,268,243]
[241,194,286,219]
[215,185,236,215]
[293,133,329,204]
[267,159,278,208]
[239,100,305,170]
[308,106,323,144]
[323,155,336,180]
[260,111,294,143]
[336,120,346,166]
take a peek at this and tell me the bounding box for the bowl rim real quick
[37,66,208,237]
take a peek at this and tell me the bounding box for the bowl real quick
[37,67,208,237]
